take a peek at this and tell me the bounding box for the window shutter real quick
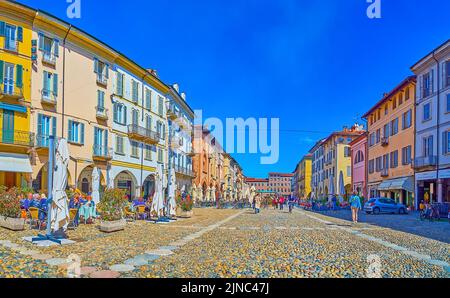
[0,60,4,82]
[38,33,44,51]
[113,103,118,122]
[105,64,109,78]
[430,69,434,94]
[94,59,98,73]
[52,117,56,137]
[0,22,5,36]
[123,106,127,124]
[16,65,23,88]
[80,123,85,144]
[419,75,423,99]
[37,114,43,136]
[53,39,59,57]
[17,26,23,42]
[116,73,123,96]
[68,120,73,141]
[443,132,448,155]
[104,130,108,155]
[53,73,58,96]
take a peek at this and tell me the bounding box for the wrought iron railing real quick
[413,156,437,168]
[93,145,113,159]
[127,124,160,142]
[0,129,34,147]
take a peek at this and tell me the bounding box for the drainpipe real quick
[432,53,441,203]
[61,25,72,137]
[139,73,148,197]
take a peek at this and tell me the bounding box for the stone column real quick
[437,179,443,203]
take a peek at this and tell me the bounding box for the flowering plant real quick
[97,188,128,221]
[0,187,22,218]
[176,193,193,211]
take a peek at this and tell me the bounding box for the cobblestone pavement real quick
[307,209,450,243]
[0,208,448,278]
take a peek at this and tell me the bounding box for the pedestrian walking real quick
[279,196,285,210]
[349,191,362,223]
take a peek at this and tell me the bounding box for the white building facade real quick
[412,40,450,206]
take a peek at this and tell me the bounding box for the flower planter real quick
[178,210,193,218]
[98,219,126,233]
[0,216,26,231]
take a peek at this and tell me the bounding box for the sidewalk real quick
[307,209,450,243]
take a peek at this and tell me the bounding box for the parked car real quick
[364,198,408,215]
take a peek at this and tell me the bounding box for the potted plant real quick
[177,193,194,218]
[97,188,128,233]
[0,187,26,231]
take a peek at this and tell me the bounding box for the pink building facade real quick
[350,133,368,198]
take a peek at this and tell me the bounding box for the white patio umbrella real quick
[50,138,70,233]
[91,167,100,205]
[328,175,335,202]
[151,164,165,217]
[338,171,345,202]
[168,167,177,216]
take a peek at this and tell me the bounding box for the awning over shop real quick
[377,177,414,193]
[0,153,32,173]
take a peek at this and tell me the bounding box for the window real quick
[116,72,124,96]
[402,110,412,129]
[115,135,124,154]
[376,129,381,143]
[447,94,450,113]
[442,131,450,155]
[346,166,351,177]
[354,150,364,164]
[42,71,58,99]
[68,120,84,144]
[405,87,410,100]
[382,154,389,170]
[446,61,450,87]
[390,151,398,168]
[402,145,411,165]
[94,58,109,84]
[37,114,56,147]
[113,103,127,125]
[423,136,433,157]
[369,133,375,147]
[392,97,397,109]
[368,160,374,174]
[344,146,350,157]
[384,105,388,115]
[423,102,431,121]
[422,71,432,98]
[4,23,20,51]
[93,127,108,155]
[383,123,390,138]
[131,141,139,158]
[145,115,152,130]
[375,157,382,172]
[132,80,139,102]
[145,145,152,160]
[145,88,151,110]
[158,148,163,163]
[131,109,139,126]
[97,90,105,111]
[390,118,398,136]
[158,96,164,116]
[398,93,403,105]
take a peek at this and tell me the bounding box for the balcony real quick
[95,106,108,120]
[0,84,23,100]
[4,40,19,53]
[166,103,179,120]
[92,145,113,161]
[0,129,34,147]
[96,73,108,87]
[381,137,389,146]
[170,135,183,149]
[127,124,160,144]
[35,134,50,150]
[173,164,195,177]
[41,89,57,105]
[380,168,389,177]
[42,51,57,66]
[413,156,437,169]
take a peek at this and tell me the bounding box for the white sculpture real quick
[168,167,177,217]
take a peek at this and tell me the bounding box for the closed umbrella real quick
[339,170,345,203]
[151,164,165,217]
[168,167,177,216]
[328,175,334,202]
[91,167,100,205]
[50,138,70,234]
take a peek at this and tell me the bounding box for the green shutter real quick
[80,123,85,144]
[0,60,4,82]
[94,59,98,73]
[16,65,23,88]
[68,120,73,141]
[17,26,23,42]
[123,106,127,124]
[443,132,448,155]
[38,33,44,51]
[37,114,43,137]
[53,39,59,57]
[53,73,58,96]
[52,117,56,137]
[105,64,109,78]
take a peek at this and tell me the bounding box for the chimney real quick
[181,92,186,101]
[173,83,179,93]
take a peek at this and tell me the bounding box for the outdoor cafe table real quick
[78,203,97,221]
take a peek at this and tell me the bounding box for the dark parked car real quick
[364,198,408,215]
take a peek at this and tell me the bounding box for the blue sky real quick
[19,0,450,178]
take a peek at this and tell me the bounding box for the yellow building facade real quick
[0,3,34,188]
[298,154,312,199]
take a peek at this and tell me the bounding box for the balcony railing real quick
[4,40,19,52]
[170,135,183,149]
[380,168,389,177]
[166,103,180,120]
[381,137,389,146]
[413,156,437,169]
[42,51,57,65]
[0,129,34,147]
[95,106,108,120]
[0,83,23,100]
[41,89,57,105]
[127,124,160,144]
[36,134,50,148]
[92,145,113,160]
[96,73,108,86]
[173,164,195,177]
